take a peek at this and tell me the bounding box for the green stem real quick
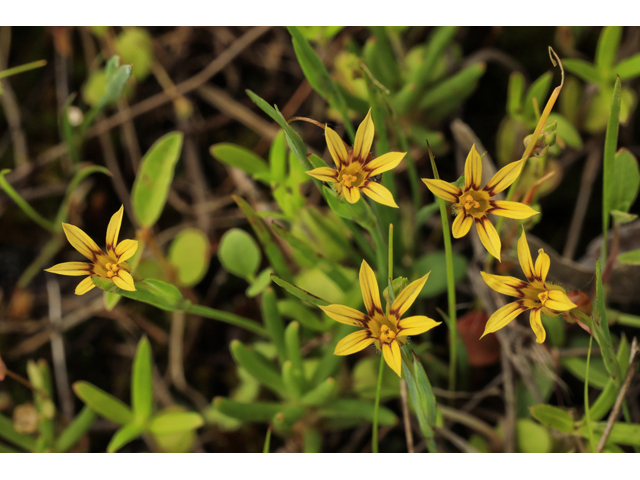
[186,304,269,338]
[0,170,54,232]
[0,59,47,80]
[584,336,596,452]
[372,352,385,453]
[426,146,457,393]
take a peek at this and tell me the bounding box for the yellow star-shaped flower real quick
[422,145,539,260]
[45,205,138,295]
[319,260,440,377]
[481,230,577,343]
[306,109,405,208]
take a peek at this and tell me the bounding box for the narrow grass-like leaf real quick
[148,412,203,435]
[418,63,486,111]
[284,321,305,392]
[270,274,329,307]
[54,406,96,453]
[592,260,620,385]
[131,132,184,228]
[563,58,601,84]
[73,381,133,425]
[93,277,187,312]
[213,397,292,423]
[233,195,293,282]
[507,71,525,115]
[261,288,287,365]
[263,426,272,453]
[0,412,36,452]
[530,404,574,434]
[616,53,640,81]
[132,337,154,422]
[402,352,437,439]
[230,340,286,397]
[602,76,622,255]
[210,143,270,182]
[595,26,622,75]
[0,59,46,80]
[0,169,54,231]
[320,399,397,427]
[107,423,145,453]
[577,422,640,447]
[589,336,630,421]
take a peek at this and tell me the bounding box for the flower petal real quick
[481,300,527,338]
[361,181,398,208]
[474,217,502,261]
[45,262,94,276]
[325,126,349,168]
[382,341,402,377]
[113,270,136,291]
[306,167,338,183]
[452,213,473,238]
[359,260,383,316]
[366,152,405,177]
[534,249,550,283]
[484,158,526,196]
[464,144,482,190]
[353,109,374,162]
[397,315,441,336]
[390,273,430,321]
[75,276,96,295]
[62,223,105,262]
[545,290,577,312]
[342,186,361,204]
[481,271,527,298]
[334,329,375,356]
[517,229,536,282]
[319,304,368,327]
[115,239,139,263]
[422,178,462,203]
[488,200,539,219]
[106,206,124,256]
[529,308,546,343]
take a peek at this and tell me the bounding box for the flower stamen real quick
[342,174,358,188]
[538,290,549,305]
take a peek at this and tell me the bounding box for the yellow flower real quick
[319,260,440,377]
[45,206,138,295]
[422,145,539,260]
[306,109,405,208]
[480,230,577,343]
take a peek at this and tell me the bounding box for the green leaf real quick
[246,267,273,297]
[592,260,620,385]
[270,274,329,307]
[616,53,640,81]
[230,340,286,397]
[287,26,352,139]
[233,195,293,282]
[92,277,187,312]
[54,406,96,453]
[269,131,287,183]
[99,57,132,109]
[561,356,610,389]
[132,337,154,422]
[517,419,552,453]
[589,336,630,421]
[213,397,291,423]
[602,77,622,239]
[577,422,640,447]
[595,26,622,75]
[530,404,574,434]
[320,399,397,428]
[0,412,37,452]
[607,148,640,214]
[402,352,437,439]
[507,71,525,116]
[107,423,145,453]
[245,90,309,169]
[563,58,601,84]
[168,228,210,286]
[131,132,184,228]
[414,251,467,298]
[73,381,133,425]
[115,28,153,81]
[322,186,376,230]
[148,411,203,435]
[301,377,336,406]
[218,228,261,280]
[263,426,272,453]
[418,62,486,111]
[611,210,638,224]
[618,249,640,265]
[261,288,287,365]
[284,321,305,393]
[210,143,270,182]
[0,169,54,231]
[547,113,583,149]
[523,72,553,120]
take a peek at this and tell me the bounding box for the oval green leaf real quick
[218,228,261,280]
[169,228,210,286]
[73,381,133,425]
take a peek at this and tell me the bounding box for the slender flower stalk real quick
[44,206,138,295]
[422,145,539,260]
[319,260,440,377]
[480,230,577,342]
[306,109,405,208]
